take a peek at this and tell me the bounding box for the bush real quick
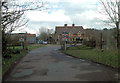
[83,40,96,47]
[3,49,12,58]
[11,49,21,54]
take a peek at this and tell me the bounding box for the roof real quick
[27,34,36,37]
[55,26,85,34]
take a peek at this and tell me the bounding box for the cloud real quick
[12,26,37,34]
[48,0,98,15]
[14,0,112,34]
[26,10,71,22]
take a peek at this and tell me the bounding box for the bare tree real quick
[1,0,47,57]
[2,0,47,33]
[38,27,47,34]
[100,0,120,49]
[38,27,48,41]
[39,32,48,41]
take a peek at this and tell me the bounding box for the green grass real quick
[27,44,46,51]
[62,46,119,68]
[2,50,26,75]
[9,44,45,51]
[2,44,46,75]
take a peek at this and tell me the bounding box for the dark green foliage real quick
[103,28,108,30]
[83,40,96,47]
[2,48,14,58]
[2,44,45,75]
[67,46,93,50]
[83,37,96,47]
[11,49,21,54]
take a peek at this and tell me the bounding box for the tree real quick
[1,0,47,57]
[2,0,47,33]
[38,27,48,41]
[39,32,48,41]
[100,0,120,49]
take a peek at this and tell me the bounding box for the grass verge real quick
[2,50,26,75]
[2,44,46,75]
[61,46,119,68]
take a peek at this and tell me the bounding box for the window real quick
[78,32,81,36]
[69,33,72,37]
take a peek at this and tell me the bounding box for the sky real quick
[12,0,112,34]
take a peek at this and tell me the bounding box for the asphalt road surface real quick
[5,45,119,81]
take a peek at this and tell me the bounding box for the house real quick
[27,34,36,44]
[55,24,86,44]
[47,34,56,44]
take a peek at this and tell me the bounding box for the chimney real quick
[64,24,67,28]
[72,24,75,27]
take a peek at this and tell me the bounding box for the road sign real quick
[62,31,68,41]
[19,34,24,42]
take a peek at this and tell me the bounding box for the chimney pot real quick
[72,24,75,27]
[64,24,67,28]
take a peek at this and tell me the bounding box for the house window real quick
[86,37,89,41]
[78,32,81,36]
[72,38,74,41]
[69,38,70,41]
[69,33,72,37]
[73,38,76,41]
[74,38,76,41]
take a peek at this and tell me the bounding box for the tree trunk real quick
[22,42,24,49]
[116,22,120,49]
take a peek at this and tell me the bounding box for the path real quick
[5,45,119,81]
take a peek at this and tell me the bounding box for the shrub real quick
[3,49,12,58]
[11,49,21,54]
[83,40,96,47]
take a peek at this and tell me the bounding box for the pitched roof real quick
[55,26,85,34]
[27,34,36,37]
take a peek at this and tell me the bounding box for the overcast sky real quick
[12,0,112,34]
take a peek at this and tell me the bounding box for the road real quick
[5,45,119,81]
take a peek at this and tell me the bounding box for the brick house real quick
[55,24,86,44]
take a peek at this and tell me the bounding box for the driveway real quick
[5,45,119,81]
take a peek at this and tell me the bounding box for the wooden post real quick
[65,41,66,50]
[22,42,24,49]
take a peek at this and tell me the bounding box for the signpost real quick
[61,31,68,50]
[19,33,25,49]
[19,34,24,42]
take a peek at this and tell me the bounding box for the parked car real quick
[42,41,47,45]
[37,40,43,44]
